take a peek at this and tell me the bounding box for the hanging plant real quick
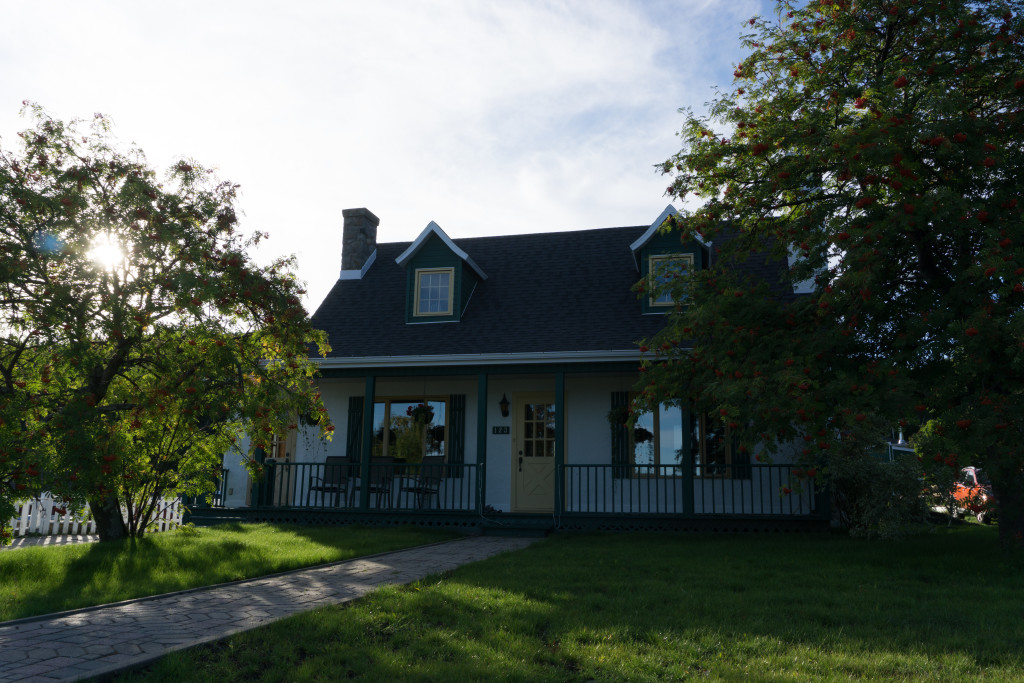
[607,404,630,429]
[633,427,654,444]
[407,403,434,424]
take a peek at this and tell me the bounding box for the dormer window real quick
[632,206,707,315]
[414,267,454,316]
[648,254,693,307]
[397,221,487,324]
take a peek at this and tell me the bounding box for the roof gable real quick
[629,205,710,270]
[395,221,487,280]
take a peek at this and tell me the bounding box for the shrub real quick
[828,448,928,539]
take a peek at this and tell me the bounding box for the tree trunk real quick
[89,493,128,541]
[992,476,1024,553]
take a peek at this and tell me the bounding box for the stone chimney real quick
[340,208,379,279]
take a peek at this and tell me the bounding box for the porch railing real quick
[247,460,823,520]
[182,468,230,509]
[256,460,482,513]
[564,463,825,517]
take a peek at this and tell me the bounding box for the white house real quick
[212,207,823,531]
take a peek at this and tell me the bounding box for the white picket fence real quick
[8,494,184,537]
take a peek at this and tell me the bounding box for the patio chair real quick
[309,456,351,507]
[400,455,446,509]
[371,456,398,508]
[350,457,395,508]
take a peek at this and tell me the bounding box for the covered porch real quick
[203,361,830,532]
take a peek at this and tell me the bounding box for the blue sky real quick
[0,0,772,308]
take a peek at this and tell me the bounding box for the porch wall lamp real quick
[499,393,510,418]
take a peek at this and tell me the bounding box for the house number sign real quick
[492,426,510,435]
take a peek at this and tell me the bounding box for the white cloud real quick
[0,0,771,307]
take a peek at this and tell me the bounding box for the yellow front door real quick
[512,394,556,512]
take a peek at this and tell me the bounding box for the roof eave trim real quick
[395,220,488,280]
[313,349,660,369]
[630,205,711,269]
[629,205,679,254]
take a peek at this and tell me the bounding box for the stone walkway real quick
[0,535,538,682]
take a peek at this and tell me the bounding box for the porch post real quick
[359,374,375,511]
[476,373,488,514]
[554,371,565,516]
[251,445,267,509]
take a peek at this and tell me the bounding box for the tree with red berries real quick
[0,104,332,542]
[641,0,1024,546]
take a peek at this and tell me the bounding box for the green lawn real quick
[0,524,457,621]
[125,525,1023,682]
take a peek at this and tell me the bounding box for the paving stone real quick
[27,647,59,660]
[53,635,93,646]
[52,660,110,677]
[0,649,30,662]
[45,645,85,659]
[35,656,82,669]
[4,662,58,677]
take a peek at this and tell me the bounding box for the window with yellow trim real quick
[414,267,454,316]
[649,254,693,306]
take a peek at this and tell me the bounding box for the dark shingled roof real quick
[713,227,801,302]
[310,224,795,361]
[311,226,671,359]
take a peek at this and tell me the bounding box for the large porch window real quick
[372,398,447,462]
[625,404,742,479]
[692,411,734,478]
[631,404,684,476]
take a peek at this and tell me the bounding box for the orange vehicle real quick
[953,467,996,524]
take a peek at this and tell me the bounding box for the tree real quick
[639,0,1024,546]
[0,104,332,542]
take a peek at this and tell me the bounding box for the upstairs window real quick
[649,254,693,307]
[414,267,454,316]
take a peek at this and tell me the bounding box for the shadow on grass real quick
[130,525,1024,682]
[1,523,458,621]
[1,534,251,619]
[272,522,463,552]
